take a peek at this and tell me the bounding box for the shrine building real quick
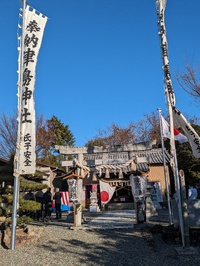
[55,140,172,210]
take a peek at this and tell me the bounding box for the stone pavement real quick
[59,207,170,230]
[82,210,136,229]
[2,208,200,266]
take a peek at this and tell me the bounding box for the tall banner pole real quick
[167,91,185,247]
[10,174,20,250]
[11,0,47,250]
[156,0,185,247]
[11,0,27,251]
[158,108,173,224]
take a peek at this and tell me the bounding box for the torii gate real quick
[55,142,152,217]
[55,142,152,181]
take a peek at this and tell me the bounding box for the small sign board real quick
[89,205,97,212]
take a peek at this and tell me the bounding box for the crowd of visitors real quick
[23,187,62,221]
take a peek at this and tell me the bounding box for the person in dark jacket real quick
[42,187,52,221]
[23,190,35,218]
[23,190,35,201]
[35,189,44,221]
[53,187,62,219]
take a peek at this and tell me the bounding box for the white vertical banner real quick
[15,6,47,175]
[160,114,188,143]
[173,107,200,158]
[156,0,175,107]
[156,0,167,13]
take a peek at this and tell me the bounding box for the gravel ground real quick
[1,210,200,266]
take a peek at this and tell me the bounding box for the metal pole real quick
[10,176,19,250]
[10,0,27,250]
[158,108,173,224]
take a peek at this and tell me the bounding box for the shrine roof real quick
[134,148,171,172]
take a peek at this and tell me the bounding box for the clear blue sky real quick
[0,0,200,146]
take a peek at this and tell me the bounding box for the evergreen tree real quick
[47,115,75,147]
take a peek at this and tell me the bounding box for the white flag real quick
[173,107,200,158]
[161,115,188,143]
[99,180,116,204]
[14,6,47,176]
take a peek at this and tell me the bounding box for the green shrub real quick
[18,199,39,223]
[4,205,13,216]
[17,215,33,226]
[19,199,41,212]
[20,180,48,192]
[2,194,13,204]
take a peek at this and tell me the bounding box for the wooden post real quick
[73,203,82,227]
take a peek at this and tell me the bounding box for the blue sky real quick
[0,0,200,146]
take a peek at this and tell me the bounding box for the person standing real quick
[23,190,35,218]
[42,187,52,221]
[53,188,62,219]
[35,189,44,221]
[23,190,35,201]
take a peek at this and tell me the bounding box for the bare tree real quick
[176,63,200,100]
[85,112,161,148]
[0,112,75,166]
[144,111,161,144]
[100,123,136,145]
[85,123,136,147]
[0,112,17,159]
[0,112,52,161]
